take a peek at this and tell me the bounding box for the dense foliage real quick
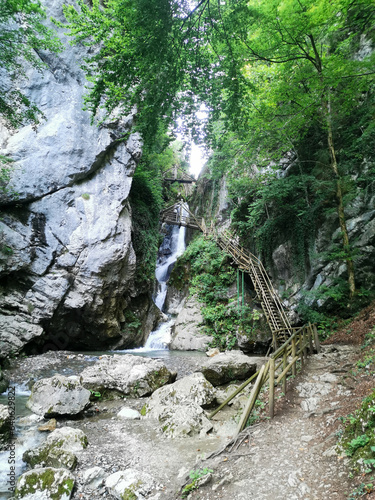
[170,235,261,350]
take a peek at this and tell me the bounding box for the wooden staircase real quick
[216,232,292,344]
[160,202,293,346]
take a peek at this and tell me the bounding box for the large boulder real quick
[143,373,215,438]
[14,467,75,499]
[26,375,91,417]
[144,373,216,412]
[198,352,263,386]
[23,426,88,470]
[150,402,213,438]
[81,467,106,491]
[0,0,158,358]
[170,296,213,351]
[81,354,175,397]
[105,469,158,499]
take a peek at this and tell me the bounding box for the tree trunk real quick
[309,34,356,300]
[325,94,356,300]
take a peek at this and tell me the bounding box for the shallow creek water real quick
[0,348,212,499]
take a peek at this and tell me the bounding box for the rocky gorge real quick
[0,347,267,499]
[0,0,169,360]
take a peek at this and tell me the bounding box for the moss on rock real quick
[15,467,75,499]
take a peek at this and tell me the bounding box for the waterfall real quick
[153,222,186,312]
[138,203,188,351]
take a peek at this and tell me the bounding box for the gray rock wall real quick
[0,0,155,357]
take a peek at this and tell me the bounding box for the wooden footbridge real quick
[161,202,207,232]
[163,167,196,184]
[161,202,292,346]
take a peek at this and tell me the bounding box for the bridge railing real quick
[209,323,320,436]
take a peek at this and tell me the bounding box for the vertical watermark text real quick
[6,386,16,493]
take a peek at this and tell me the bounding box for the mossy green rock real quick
[15,467,75,499]
[22,426,87,471]
[23,446,77,471]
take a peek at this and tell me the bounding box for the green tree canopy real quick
[61,0,375,299]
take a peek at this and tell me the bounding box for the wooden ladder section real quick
[160,202,292,347]
[215,232,293,346]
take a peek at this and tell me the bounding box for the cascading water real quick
[142,204,188,350]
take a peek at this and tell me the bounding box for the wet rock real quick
[105,468,157,499]
[170,296,213,351]
[198,352,263,386]
[81,354,175,397]
[26,375,91,417]
[81,466,106,490]
[144,373,216,411]
[14,467,75,499]
[23,426,88,470]
[38,418,57,432]
[117,407,141,420]
[0,404,11,451]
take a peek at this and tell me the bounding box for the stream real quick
[0,210,201,499]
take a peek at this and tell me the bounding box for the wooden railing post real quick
[282,350,287,395]
[291,337,296,377]
[269,358,275,419]
[313,324,321,353]
[308,323,314,353]
[303,327,308,360]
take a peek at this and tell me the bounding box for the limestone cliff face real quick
[0,0,158,358]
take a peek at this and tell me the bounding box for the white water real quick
[137,204,188,351]
[0,386,44,498]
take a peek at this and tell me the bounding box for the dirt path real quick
[180,344,362,500]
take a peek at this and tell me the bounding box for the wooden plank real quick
[235,364,266,436]
[276,356,299,384]
[269,358,275,418]
[208,370,260,419]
